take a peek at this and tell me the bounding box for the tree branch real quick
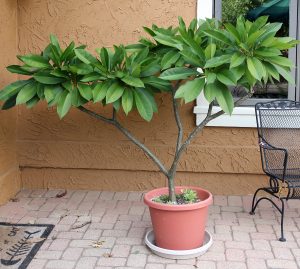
[171,82,183,154]
[78,106,169,177]
[168,90,253,175]
[78,106,113,124]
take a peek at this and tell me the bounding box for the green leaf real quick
[273,65,295,84]
[203,29,231,45]
[175,77,205,103]
[206,72,216,84]
[161,50,181,70]
[121,75,144,88]
[106,82,124,104]
[264,62,280,81]
[254,48,281,57]
[78,83,93,101]
[204,83,218,103]
[0,80,31,100]
[69,63,93,75]
[230,53,245,68]
[61,41,75,62]
[51,69,69,78]
[99,47,109,69]
[215,84,234,115]
[80,72,104,82]
[268,56,293,68]
[180,48,202,66]
[140,61,161,77]
[18,54,51,68]
[122,88,134,115]
[217,70,237,86]
[50,45,61,66]
[142,77,171,92]
[50,34,62,53]
[71,87,80,106]
[16,82,37,105]
[224,23,241,42]
[133,89,153,121]
[142,88,158,112]
[26,96,39,108]
[160,67,198,80]
[33,72,66,84]
[246,57,260,80]
[204,54,231,68]
[2,94,17,110]
[57,91,72,119]
[44,85,63,103]
[252,57,266,78]
[37,83,45,99]
[93,82,110,102]
[205,44,216,59]
[75,49,96,64]
[7,65,33,75]
[153,35,183,50]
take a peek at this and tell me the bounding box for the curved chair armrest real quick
[259,139,288,180]
[259,140,288,153]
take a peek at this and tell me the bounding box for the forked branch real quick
[78,106,169,177]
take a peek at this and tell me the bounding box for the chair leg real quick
[250,187,265,215]
[249,187,287,242]
[279,199,286,242]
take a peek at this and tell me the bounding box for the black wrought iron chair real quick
[250,100,300,242]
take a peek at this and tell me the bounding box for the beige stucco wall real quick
[16,0,267,195]
[0,0,21,204]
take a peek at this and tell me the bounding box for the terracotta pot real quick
[144,186,213,250]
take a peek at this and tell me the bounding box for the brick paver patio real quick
[0,189,300,269]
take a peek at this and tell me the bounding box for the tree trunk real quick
[168,174,176,203]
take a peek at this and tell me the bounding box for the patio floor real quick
[0,190,300,269]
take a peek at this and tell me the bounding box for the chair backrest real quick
[255,100,300,174]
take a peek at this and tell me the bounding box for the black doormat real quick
[0,222,54,269]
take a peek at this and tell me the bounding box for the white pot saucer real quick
[144,229,213,260]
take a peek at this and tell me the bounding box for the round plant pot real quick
[144,186,213,250]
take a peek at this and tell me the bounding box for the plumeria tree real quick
[0,16,297,203]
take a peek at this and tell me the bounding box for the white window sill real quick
[193,105,257,127]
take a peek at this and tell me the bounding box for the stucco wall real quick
[16,0,267,195]
[0,0,21,204]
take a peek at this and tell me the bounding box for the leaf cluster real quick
[152,189,199,204]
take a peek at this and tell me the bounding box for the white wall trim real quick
[195,0,257,128]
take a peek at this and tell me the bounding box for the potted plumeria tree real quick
[0,16,297,256]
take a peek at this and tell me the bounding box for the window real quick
[195,0,300,127]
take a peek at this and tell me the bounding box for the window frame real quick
[194,0,299,128]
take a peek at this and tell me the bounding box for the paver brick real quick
[48,239,70,251]
[226,249,245,261]
[267,259,298,268]
[46,260,75,269]
[111,244,131,257]
[196,261,216,269]
[166,265,195,269]
[145,264,165,269]
[75,257,97,269]
[245,250,274,259]
[62,248,83,260]
[272,247,294,260]
[97,257,127,266]
[246,258,267,269]
[127,254,147,267]
[35,250,62,260]
[27,259,47,269]
[217,261,247,269]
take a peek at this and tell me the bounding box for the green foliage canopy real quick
[0,16,297,120]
